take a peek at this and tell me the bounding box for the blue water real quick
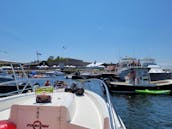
[111,94,172,129]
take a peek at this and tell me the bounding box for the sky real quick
[0,0,172,65]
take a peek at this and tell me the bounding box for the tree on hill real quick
[46,56,89,66]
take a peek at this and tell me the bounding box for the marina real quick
[0,64,172,129]
[1,1,172,128]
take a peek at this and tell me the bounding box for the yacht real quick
[141,58,171,81]
[117,57,140,81]
[45,70,65,77]
[0,79,126,129]
[107,67,172,94]
[117,57,171,81]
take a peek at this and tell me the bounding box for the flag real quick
[36,51,42,56]
[62,46,66,50]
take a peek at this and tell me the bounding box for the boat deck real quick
[0,89,109,129]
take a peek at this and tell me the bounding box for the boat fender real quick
[0,120,16,129]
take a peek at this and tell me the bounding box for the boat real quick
[106,67,172,94]
[45,70,65,76]
[141,58,171,81]
[135,89,171,95]
[116,57,172,81]
[116,57,140,81]
[0,68,14,83]
[68,71,101,80]
[0,79,126,129]
[0,64,32,97]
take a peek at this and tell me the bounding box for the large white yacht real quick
[117,57,171,81]
[141,58,171,81]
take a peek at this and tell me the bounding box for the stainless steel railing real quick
[0,64,33,97]
[84,79,126,129]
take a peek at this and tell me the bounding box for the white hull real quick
[0,80,126,129]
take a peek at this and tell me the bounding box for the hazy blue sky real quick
[0,0,172,65]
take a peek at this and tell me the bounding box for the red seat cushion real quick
[0,120,16,129]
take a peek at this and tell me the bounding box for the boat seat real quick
[9,105,89,129]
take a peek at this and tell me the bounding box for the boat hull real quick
[107,81,172,94]
[0,84,32,94]
[150,73,171,81]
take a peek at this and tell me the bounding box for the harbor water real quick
[111,94,172,129]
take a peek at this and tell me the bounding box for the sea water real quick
[111,94,172,129]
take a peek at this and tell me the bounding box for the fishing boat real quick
[0,79,126,129]
[107,67,172,94]
[135,89,171,95]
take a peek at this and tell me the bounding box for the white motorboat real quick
[0,69,14,83]
[147,64,171,81]
[141,58,171,81]
[45,70,65,76]
[0,79,126,129]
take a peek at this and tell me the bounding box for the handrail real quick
[0,64,33,97]
[11,64,20,94]
[19,64,33,93]
[84,79,126,129]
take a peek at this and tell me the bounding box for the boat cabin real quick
[125,68,151,85]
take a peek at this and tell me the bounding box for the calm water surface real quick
[111,93,172,129]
